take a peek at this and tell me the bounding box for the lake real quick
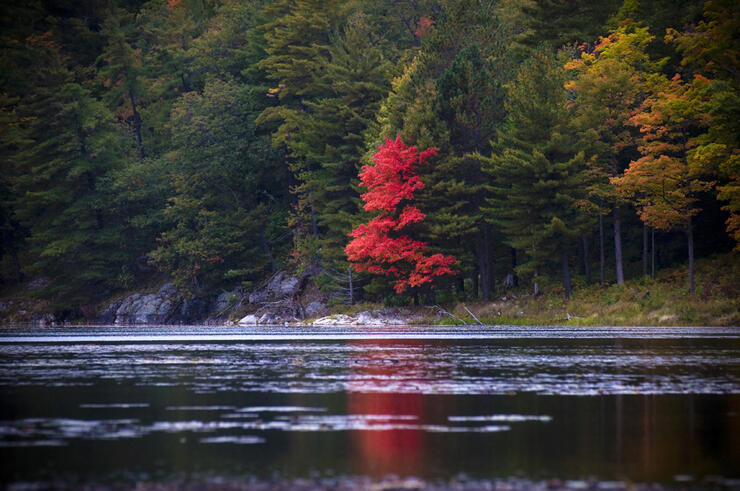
[1,325,738,489]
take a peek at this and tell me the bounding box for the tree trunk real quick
[129,89,145,160]
[11,247,23,283]
[687,216,695,294]
[310,205,319,239]
[476,233,491,301]
[511,247,518,287]
[260,230,277,272]
[581,235,591,284]
[651,227,656,280]
[613,206,624,285]
[484,227,494,298]
[348,266,354,305]
[643,223,648,277]
[458,277,465,297]
[599,214,605,286]
[562,251,571,299]
[471,269,479,300]
[533,267,540,297]
[477,253,490,301]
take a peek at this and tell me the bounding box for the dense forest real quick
[0,0,737,316]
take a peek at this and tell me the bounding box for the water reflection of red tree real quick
[347,340,426,477]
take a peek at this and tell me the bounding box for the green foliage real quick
[148,77,288,293]
[519,0,623,48]
[479,47,593,294]
[0,0,736,314]
[2,33,132,305]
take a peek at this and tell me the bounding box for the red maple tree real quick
[345,136,456,293]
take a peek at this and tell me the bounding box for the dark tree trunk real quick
[471,269,479,300]
[533,267,540,297]
[129,89,145,160]
[260,230,277,272]
[599,214,605,286]
[477,252,490,300]
[11,247,23,283]
[310,205,319,239]
[581,235,591,284]
[484,227,494,297]
[651,227,656,280]
[511,247,518,287]
[643,223,648,277]
[348,266,354,305]
[476,232,491,301]
[562,251,571,299]
[458,277,465,296]
[613,206,624,285]
[687,216,695,294]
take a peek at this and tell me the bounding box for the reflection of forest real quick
[347,340,426,477]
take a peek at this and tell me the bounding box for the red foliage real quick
[415,16,434,39]
[345,136,456,293]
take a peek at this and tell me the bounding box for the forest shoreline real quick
[1,253,736,328]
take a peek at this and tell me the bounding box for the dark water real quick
[0,325,738,488]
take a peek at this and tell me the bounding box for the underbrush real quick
[413,254,739,327]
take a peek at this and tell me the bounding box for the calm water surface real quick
[0,325,738,488]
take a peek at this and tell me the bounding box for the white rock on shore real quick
[311,311,411,326]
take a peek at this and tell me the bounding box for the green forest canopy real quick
[0,0,737,312]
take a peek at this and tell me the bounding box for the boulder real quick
[305,300,328,318]
[351,310,408,326]
[312,314,354,326]
[266,271,300,297]
[238,314,259,325]
[105,283,181,325]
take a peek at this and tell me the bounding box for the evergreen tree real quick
[256,0,348,262]
[480,48,592,298]
[519,0,623,48]
[293,20,393,265]
[148,77,288,293]
[4,33,131,307]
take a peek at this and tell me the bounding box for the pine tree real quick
[4,33,131,307]
[293,20,393,265]
[256,0,348,262]
[481,48,592,298]
[519,0,623,48]
[148,77,288,293]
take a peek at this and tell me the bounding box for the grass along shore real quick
[332,254,739,327]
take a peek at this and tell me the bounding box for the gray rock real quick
[258,313,280,325]
[97,301,121,324]
[27,278,49,291]
[266,271,300,297]
[304,301,328,318]
[177,297,208,322]
[248,290,268,304]
[215,289,241,312]
[238,314,258,325]
[31,312,55,327]
[312,314,354,326]
[111,282,181,325]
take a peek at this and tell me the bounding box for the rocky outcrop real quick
[98,283,181,325]
[237,269,326,325]
[93,269,325,325]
